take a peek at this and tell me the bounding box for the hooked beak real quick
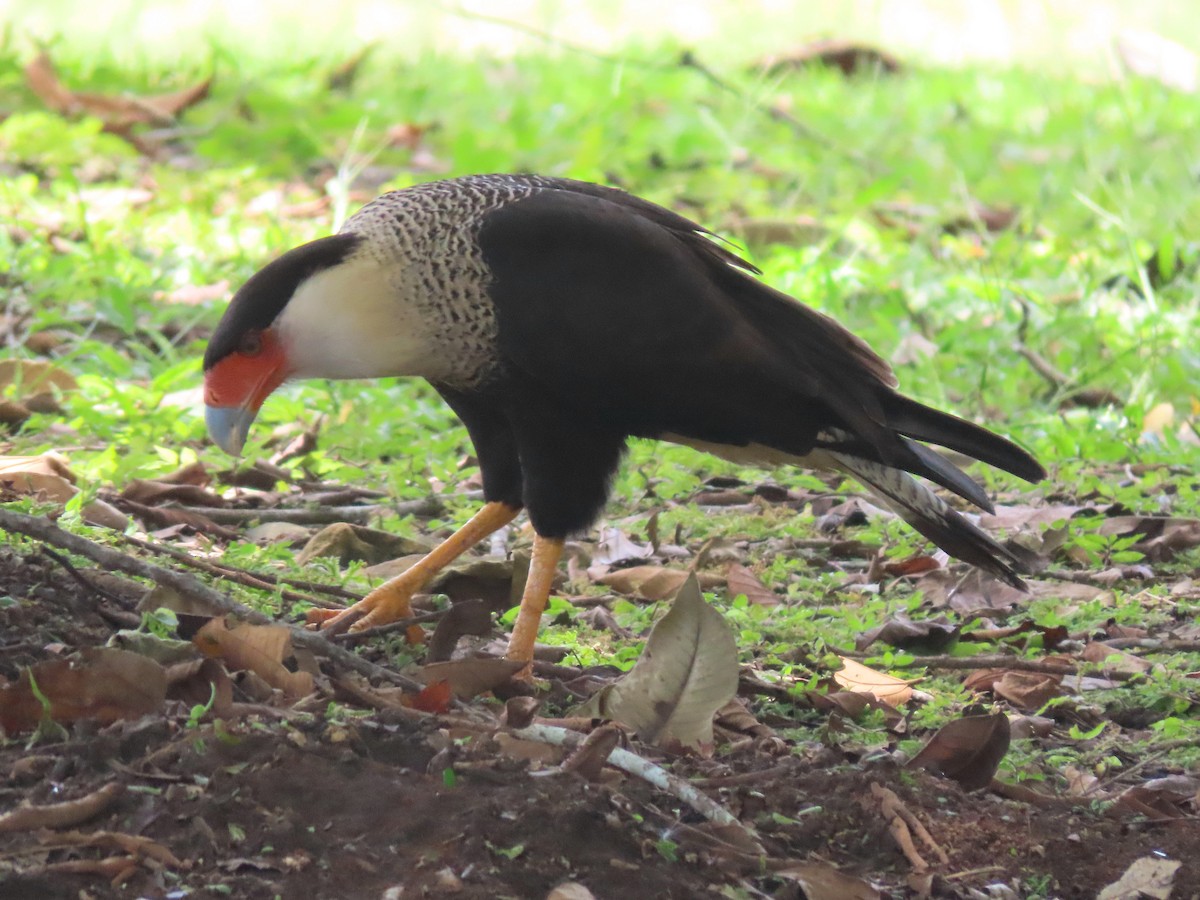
[205,404,259,457]
[202,328,289,457]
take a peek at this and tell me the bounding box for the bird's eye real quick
[239,331,263,357]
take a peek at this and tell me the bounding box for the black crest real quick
[204,233,362,370]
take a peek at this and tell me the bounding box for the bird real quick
[203,173,1045,671]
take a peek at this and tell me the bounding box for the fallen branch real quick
[119,533,351,608]
[178,497,440,525]
[853,652,1142,682]
[0,782,124,833]
[0,509,422,690]
[512,722,761,850]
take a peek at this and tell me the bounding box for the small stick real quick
[177,499,436,526]
[513,722,761,850]
[119,534,350,608]
[0,509,422,690]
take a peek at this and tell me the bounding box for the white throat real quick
[275,256,445,381]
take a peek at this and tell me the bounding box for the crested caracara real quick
[203,174,1045,670]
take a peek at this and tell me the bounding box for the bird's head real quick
[203,231,409,455]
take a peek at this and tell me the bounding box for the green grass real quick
[1,27,1198,780]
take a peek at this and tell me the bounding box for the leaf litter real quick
[4,50,1200,899]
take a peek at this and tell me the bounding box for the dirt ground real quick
[1,547,1197,899]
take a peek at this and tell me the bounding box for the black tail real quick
[830,451,1027,589]
[883,393,1045,484]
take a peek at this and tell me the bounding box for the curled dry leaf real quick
[193,617,314,699]
[908,712,1010,791]
[833,657,915,707]
[0,648,166,734]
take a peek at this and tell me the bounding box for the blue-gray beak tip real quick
[205,405,257,457]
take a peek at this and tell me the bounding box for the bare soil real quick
[1,548,1197,899]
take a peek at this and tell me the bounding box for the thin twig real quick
[40,547,127,606]
[513,722,761,850]
[118,533,351,608]
[0,509,421,690]
[854,652,1144,682]
[331,607,448,644]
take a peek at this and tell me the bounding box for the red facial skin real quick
[204,328,289,412]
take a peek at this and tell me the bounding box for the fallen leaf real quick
[775,861,880,900]
[419,658,525,699]
[299,522,432,566]
[991,671,1064,711]
[1097,855,1181,900]
[595,565,723,600]
[546,882,598,900]
[724,563,779,607]
[587,574,738,748]
[855,614,959,653]
[908,712,1010,791]
[193,618,314,699]
[593,526,653,565]
[121,479,225,507]
[426,599,493,662]
[0,649,166,733]
[832,657,915,707]
[1080,641,1152,676]
[25,51,212,151]
[406,680,453,713]
[0,453,76,502]
[165,658,234,717]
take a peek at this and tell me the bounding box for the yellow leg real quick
[505,534,565,675]
[319,502,520,636]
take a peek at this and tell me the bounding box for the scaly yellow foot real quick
[505,534,565,679]
[312,501,521,639]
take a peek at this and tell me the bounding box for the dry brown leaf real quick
[121,479,226,507]
[1097,855,1181,900]
[419,658,525,699]
[26,51,211,132]
[856,614,959,653]
[299,522,432,566]
[1081,641,1153,676]
[908,712,1010,791]
[193,618,314,699]
[595,565,723,600]
[0,453,77,502]
[165,658,234,717]
[833,657,915,707]
[724,563,779,607]
[775,861,880,900]
[0,649,166,733]
[991,671,1064,711]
